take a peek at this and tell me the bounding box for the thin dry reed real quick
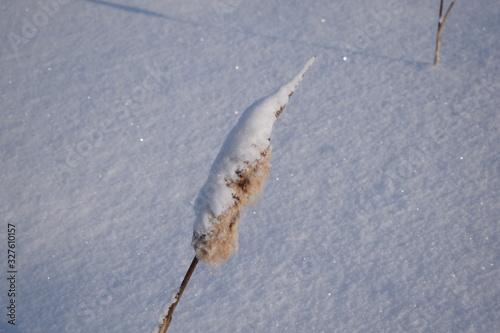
[434,0,456,66]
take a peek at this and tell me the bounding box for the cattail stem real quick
[434,0,456,66]
[156,57,314,332]
[158,256,199,333]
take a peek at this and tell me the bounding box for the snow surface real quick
[1,1,499,332]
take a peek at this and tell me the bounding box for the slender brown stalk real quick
[434,0,456,65]
[158,256,199,333]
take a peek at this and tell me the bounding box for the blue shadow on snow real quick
[84,0,167,18]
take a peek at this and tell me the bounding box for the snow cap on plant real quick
[192,57,315,267]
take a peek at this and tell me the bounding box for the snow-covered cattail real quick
[158,57,314,333]
[192,57,315,267]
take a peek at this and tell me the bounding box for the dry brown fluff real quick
[194,147,272,267]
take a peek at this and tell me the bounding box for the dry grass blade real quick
[434,0,457,66]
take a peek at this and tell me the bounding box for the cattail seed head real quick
[193,147,271,267]
[192,57,315,267]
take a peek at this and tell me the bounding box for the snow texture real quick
[0,0,498,332]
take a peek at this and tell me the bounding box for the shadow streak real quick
[83,0,428,68]
[84,0,166,18]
